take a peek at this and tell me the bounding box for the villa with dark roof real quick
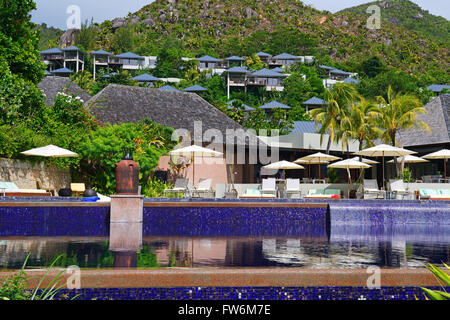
[38,76,91,106]
[87,84,263,184]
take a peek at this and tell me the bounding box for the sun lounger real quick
[163,178,189,198]
[418,189,450,200]
[0,182,51,197]
[362,179,386,199]
[240,188,277,199]
[260,178,278,197]
[286,179,301,199]
[192,178,214,198]
[389,179,413,200]
[304,189,341,199]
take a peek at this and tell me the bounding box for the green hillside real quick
[56,0,448,82]
[339,0,450,45]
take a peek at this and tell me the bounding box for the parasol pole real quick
[382,152,385,191]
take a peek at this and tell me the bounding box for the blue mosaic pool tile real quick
[51,286,449,300]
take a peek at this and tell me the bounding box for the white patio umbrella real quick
[21,145,79,188]
[388,155,429,180]
[299,152,342,180]
[422,149,450,179]
[350,156,379,165]
[263,160,305,180]
[353,144,416,190]
[168,145,223,186]
[328,158,371,198]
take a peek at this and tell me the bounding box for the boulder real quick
[111,18,127,30]
[142,17,156,26]
[59,28,78,47]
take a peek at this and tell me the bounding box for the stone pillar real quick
[109,195,144,252]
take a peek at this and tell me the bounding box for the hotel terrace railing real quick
[41,54,64,61]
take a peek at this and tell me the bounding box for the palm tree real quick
[375,85,430,174]
[308,83,360,154]
[338,98,381,154]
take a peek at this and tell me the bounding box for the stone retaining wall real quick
[0,158,71,191]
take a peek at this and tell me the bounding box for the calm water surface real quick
[0,235,448,269]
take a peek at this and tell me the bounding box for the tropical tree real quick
[308,83,360,154]
[375,86,430,147]
[338,98,381,153]
[374,85,430,174]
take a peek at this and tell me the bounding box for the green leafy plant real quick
[420,263,450,300]
[143,177,174,198]
[0,254,81,300]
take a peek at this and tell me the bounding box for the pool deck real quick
[0,268,443,289]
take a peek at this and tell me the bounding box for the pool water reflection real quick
[0,235,449,270]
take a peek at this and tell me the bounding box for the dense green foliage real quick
[421,263,450,300]
[339,0,450,45]
[40,0,449,84]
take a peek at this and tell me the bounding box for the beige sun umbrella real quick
[263,160,305,180]
[21,145,79,190]
[328,158,371,198]
[168,145,223,186]
[299,152,342,180]
[350,156,379,165]
[422,149,450,179]
[354,144,416,190]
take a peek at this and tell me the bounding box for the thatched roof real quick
[397,95,450,147]
[87,84,255,145]
[38,76,91,106]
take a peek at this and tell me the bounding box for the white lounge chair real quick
[260,178,278,198]
[192,178,214,198]
[286,179,301,199]
[0,182,51,197]
[362,179,385,199]
[389,179,413,200]
[163,178,189,198]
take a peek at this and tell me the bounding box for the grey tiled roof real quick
[397,95,450,147]
[40,48,63,54]
[131,73,161,82]
[38,76,92,106]
[289,121,321,134]
[116,52,144,59]
[251,68,287,77]
[259,101,291,109]
[302,97,328,106]
[87,84,248,144]
[272,53,299,59]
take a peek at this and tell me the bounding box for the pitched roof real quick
[343,77,360,84]
[50,67,73,74]
[427,84,450,93]
[196,55,221,62]
[319,65,335,71]
[303,97,328,106]
[397,95,450,147]
[40,48,63,54]
[259,101,291,109]
[158,85,180,92]
[86,84,249,144]
[251,68,288,78]
[329,68,352,75]
[272,53,299,59]
[61,46,83,52]
[256,52,272,57]
[131,73,161,82]
[116,52,144,59]
[182,85,208,92]
[225,66,250,73]
[271,67,284,73]
[38,76,92,106]
[225,56,245,61]
[92,50,112,55]
[227,100,255,111]
[289,121,321,134]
